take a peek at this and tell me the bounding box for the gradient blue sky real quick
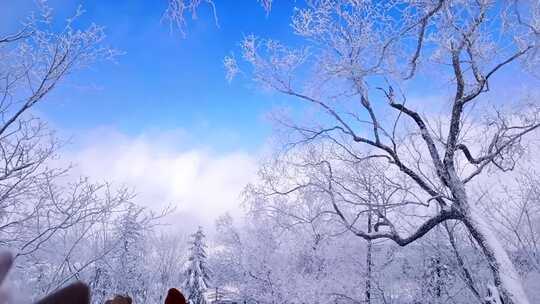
[2,0,303,153]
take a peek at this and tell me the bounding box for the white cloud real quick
[57,126,258,230]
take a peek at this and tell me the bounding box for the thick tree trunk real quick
[463,204,530,304]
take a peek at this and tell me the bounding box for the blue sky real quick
[2,0,301,153]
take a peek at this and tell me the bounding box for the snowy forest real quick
[1,0,540,304]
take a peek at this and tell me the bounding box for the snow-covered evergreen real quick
[183,227,211,304]
[112,204,148,303]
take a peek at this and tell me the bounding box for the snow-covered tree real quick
[89,257,113,304]
[146,232,188,303]
[111,204,148,303]
[184,226,211,304]
[0,2,137,301]
[233,1,540,303]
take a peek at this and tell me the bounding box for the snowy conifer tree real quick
[184,227,211,304]
[112,204,148,303]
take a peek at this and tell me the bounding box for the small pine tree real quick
[183,226,211,304]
